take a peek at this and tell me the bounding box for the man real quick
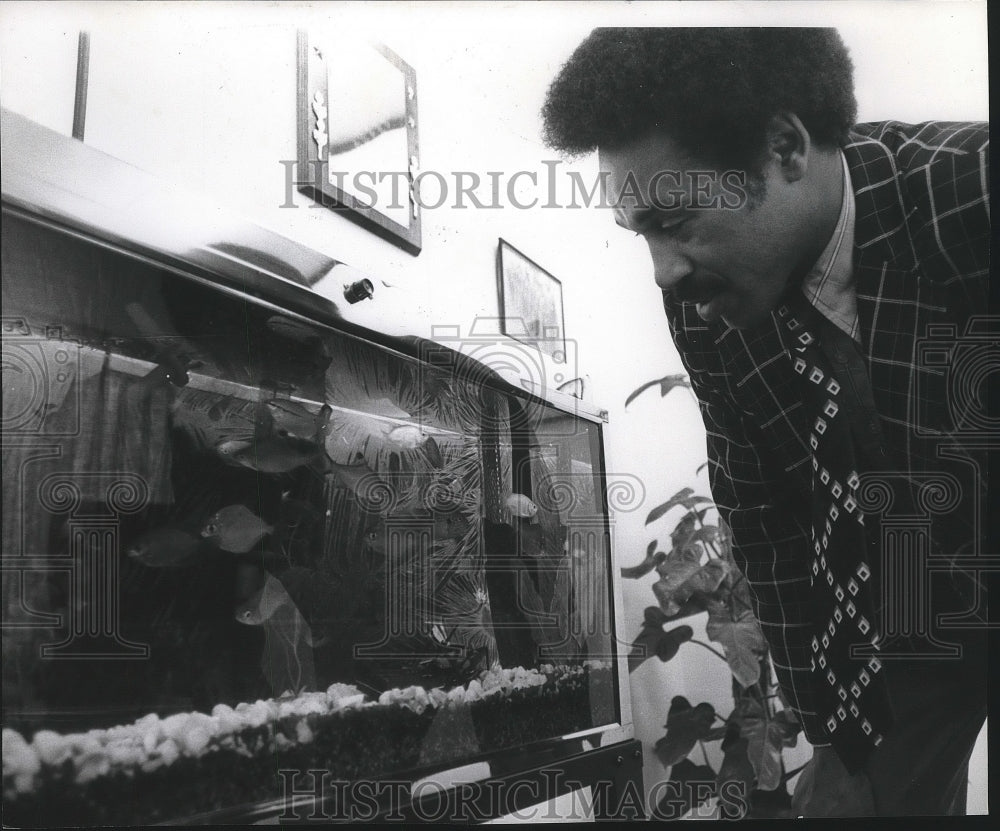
[542,28,990,816]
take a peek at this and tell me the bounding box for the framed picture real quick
[496,239,566,362]
[296,30,421,255]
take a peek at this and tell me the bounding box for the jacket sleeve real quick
[663,294,830,744]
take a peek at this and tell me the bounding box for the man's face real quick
[600,130,810,329]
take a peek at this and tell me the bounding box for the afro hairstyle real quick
[541,28,856,176]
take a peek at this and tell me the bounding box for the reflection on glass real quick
[324,42,410,227]
[1,215,617,823]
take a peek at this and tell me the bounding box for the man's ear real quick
[767,112,810,182]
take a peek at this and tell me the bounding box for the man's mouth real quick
[694,295,725,323]
[679,284,726,323]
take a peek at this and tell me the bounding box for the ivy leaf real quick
[652,546,703,613]
[721,569,756,617]
[643,605,670,627]
[737,700,778,790]
[654,546,702,579]
[689,524,721,547]
[628,624,694,672]
[625,373,692,409]
[716,729,755,819]
[653,697,718,767]
[654,556,730,616]
[652,554,703,615]
[771,709,802,742]
[650,593,712,623]
[620,540,665,579]
[705,603,768,688]
[645,488,712,526]
[670,511,699,549]
[681,558,730,596]
[733,700,800,792]
[654,758,718,820]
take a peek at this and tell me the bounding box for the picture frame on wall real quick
[496,238,566,362]
[295,30,421,255]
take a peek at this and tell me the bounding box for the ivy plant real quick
[623,374,806,820]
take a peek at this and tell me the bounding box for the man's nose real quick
[647,238,693,293]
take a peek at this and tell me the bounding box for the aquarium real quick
[1,110,632,824]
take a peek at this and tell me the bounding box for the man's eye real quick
[659,217,689,233]
[635,217,688,238]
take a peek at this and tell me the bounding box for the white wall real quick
[1,0,988,815]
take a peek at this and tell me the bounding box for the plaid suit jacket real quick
[663,121,990,744]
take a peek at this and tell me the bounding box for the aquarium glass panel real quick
[1,214,617,822]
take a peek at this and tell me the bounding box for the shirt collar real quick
[800,151,859,342]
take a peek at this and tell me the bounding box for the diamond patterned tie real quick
[777,292,894,773]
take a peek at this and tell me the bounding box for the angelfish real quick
[384,425,443,467]
[266,399,332,442]
[216,435,326,474]
[201,504,274,553]
[505,493,538,519]
[235,573,317,696]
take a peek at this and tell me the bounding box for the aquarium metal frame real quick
[167,738,644,824]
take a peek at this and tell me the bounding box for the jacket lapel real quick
[724,133,920,486]
[843,132,921,423]
[716,315,815,488]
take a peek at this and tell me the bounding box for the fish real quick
[362,520,417,557]
[361,510,470,556]
[235,573,317,696]
[274,566,336,647]
[172,389,261,453]
[235,573,292,625]
[505,493,538,519]
[363,512,472,554]
[127,527,201,567]
[215,438,254,457]
[201,504,274,553]
[266,399,332,442]
[216,435,326,474]
[385,424,431,449]
[384,425,444,468]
